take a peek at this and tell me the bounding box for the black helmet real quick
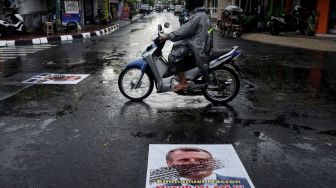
[185,0,204,11]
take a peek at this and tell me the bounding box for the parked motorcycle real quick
[267,6,305,35]
[219,5,244,37]
[0,8,26,37]
[118,23,242,104]
[307,11,317,36]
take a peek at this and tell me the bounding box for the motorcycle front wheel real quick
[22,25,27,34]
[118,67,154,101]
[203,67,240,104]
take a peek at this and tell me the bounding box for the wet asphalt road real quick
[0,12,336,188]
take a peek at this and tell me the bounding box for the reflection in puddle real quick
[253,131,284,160]
[119,101,238,142]
[145,92,210,111]
[243,55,335,100]
[292,143,316,151]
[11,85,59,101]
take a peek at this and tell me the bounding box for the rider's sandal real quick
[173,84,190,93]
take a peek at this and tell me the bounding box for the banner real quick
[146,144,255,188]
[22,73,89,85]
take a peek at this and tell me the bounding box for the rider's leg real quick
[200,63,213,85]
[174,72,189,91]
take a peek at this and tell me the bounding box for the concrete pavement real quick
[241,33,336,52]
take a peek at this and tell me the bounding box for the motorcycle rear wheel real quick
[203,67,240,104]
[118,67,154,101]
[270,26,279,35]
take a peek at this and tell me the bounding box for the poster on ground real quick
[22,73,89,85]
[146,144,255,188]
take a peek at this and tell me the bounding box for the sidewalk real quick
[211,18,336,52]
[0,15,142,47]
[240,33,336,52]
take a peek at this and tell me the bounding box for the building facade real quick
[285,0,336,34]
[206,0,335,34]
[0,0,124,32]
[314,0,335,34]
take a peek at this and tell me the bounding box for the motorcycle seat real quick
[210,49,232,60]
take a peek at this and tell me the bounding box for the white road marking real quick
[0,45,56,62]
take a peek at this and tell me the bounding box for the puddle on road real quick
[121,101,239,142]
[130,27,146,33]
[292,143,316,151]
[320,130,336,137]
[0,83,87,117]
[0,59,22,78]
[132,16,155,24]
[145,92,210,111]
[242,52,336,100]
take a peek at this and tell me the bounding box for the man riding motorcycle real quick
[159,0,213,92]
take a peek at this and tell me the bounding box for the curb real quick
[0,24,120,47]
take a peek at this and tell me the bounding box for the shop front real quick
[109,0,119,20]
[92,0,109,24]
[316,0,336,34]
[329,0,336,33]
[84,0,94,24]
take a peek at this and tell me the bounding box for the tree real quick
[148,0,154,6]
[142,0,154,6]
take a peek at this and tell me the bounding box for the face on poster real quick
[146,144,255,188]
[22,73,90,85]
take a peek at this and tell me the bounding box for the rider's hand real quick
[159,34,168,43]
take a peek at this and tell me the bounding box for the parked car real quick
[140,4,150,14]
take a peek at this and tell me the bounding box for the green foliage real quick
[142,0,154,6]
[242,15,258,32]
[272,7,284,17]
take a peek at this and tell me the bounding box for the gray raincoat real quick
[167,7,213,68]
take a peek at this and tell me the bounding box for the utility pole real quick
[55,0,62,32]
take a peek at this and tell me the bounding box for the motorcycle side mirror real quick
[164,22,170,28]
[158,24,163,31]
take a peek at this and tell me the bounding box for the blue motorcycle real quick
[118,23,242,104]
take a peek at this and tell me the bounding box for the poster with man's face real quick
[22,73,90,85]
[146,144,255,188]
